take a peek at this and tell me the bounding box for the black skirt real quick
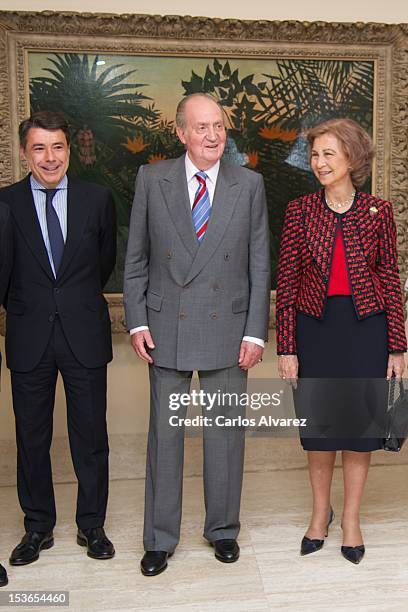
[295,296,388,451]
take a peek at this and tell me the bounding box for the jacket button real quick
[166,251,172,259]
[179,313,186,320]
[210,312,218,319]
[224,253,230,261]
[48,314,55,322]
[54,288,60,294]
[213,283,220,291]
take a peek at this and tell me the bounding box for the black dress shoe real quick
[341,545,365,564]
[141,550,173,576]
[9,531,54,566]
[77,527,115,559]
[212,539,240,563]
[300,507,335,556]
[0,564,8,587]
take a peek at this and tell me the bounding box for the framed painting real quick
[0,12,407,332]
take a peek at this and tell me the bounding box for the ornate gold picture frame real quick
[0,12,407,332]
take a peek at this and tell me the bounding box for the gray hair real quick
[175,93,225,128]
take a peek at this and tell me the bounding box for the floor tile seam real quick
[0,459,406,492]
[247,529,280,606]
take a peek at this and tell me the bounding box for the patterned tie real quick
[42,189,64,274]
[192,172,211,242]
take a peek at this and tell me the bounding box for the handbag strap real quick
[388,377,406,410]
[387,377,396,411]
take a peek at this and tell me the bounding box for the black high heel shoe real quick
[340,522,365,565]
[300,507,335,556]
[340,523,365,564]
[341,544,365,565]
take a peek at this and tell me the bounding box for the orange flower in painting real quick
[246,151,259,168]
[123,135,148,154]
[259,125,298,142]
[148,154,167,164]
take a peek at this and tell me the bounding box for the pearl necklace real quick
[326,191,355,210]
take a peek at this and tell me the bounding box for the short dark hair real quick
[19,111,70,148]
[175,93,225,128]
[306,118,374,188]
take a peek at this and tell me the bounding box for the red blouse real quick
[327,228,351,296]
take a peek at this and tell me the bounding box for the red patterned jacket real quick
[276,190,407,355]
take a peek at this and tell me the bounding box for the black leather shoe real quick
[9,531,54,566]
[0,564,8,587]
[212,539,240,563]
[77,527,115,560]
[141,550,173,576]
[341,545,365,564]
[300,507,335,556]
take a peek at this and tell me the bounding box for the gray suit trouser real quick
[144,364,248,552]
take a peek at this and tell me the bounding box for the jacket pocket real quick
[146,291,163,312]
[232,295,249,314]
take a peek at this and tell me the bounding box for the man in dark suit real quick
[124,93,270,576]
[0,111,117,566]
[0,200,12,586]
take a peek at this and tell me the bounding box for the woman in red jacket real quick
[276,118,406,564]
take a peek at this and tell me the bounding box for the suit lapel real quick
[10,176,55,280]
[184,161,242,286]
[341,195,367,264]
[303,190,337,281]
[57,176,92,281]
[159,156,199,259]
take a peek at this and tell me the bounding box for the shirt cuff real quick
[130,326,149,335]
[242,336,265,348]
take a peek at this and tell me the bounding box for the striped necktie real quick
[42,188,64,274]
[192,172,211,242]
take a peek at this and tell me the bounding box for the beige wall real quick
[0,0,407,442]
[0,0,407,23]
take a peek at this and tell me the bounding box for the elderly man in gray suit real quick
[124,93,270,576]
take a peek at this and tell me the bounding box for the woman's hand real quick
[386,353,406,380]
[278,355,299,388]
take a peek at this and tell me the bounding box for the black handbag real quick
[383,378,408,452]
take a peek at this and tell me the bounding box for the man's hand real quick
[238,341,264,370]
[278,355,299,389]
[131,330,155,364]
[386,353,406,380]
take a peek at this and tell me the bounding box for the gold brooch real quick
[369,206,378,217]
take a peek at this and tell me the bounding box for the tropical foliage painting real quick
[28,53,374,291]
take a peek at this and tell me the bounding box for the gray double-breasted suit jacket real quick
[124,155,271,370]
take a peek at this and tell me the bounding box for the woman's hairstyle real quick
[306,118,375,188]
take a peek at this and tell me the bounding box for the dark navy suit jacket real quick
[0,175,116,372]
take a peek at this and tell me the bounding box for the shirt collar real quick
[184,153,220,185]
[30,174,68,191]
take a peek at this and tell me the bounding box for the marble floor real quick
[1,457,407,612]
